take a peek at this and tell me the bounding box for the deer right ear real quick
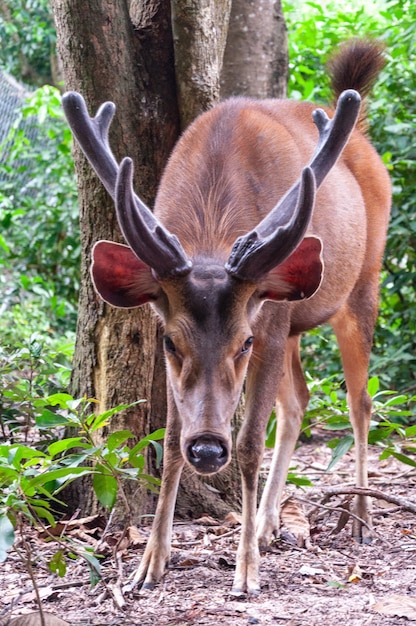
[91,241,161,308]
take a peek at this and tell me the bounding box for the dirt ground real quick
[1,430,416,626]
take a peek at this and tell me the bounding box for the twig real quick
[290,493,375,536]
[15,517,46,626]
[172,526,241,548]
[322,486,416,514]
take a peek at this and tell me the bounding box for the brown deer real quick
[63,40,390,595]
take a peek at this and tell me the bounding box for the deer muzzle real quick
[186,434,230,475]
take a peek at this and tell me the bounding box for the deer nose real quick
[186,435,229,474]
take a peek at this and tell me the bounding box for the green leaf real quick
[123,428,165,457]
[327,435,354,471]
[128,451,145,470]
[36,408,70,428]
[0,514,15,562]
[150,440,164,469]
[47,438,88,457]
[286,472,313,487]
[92,465,118,510]
[6,445,47,469]
[31,505,56,526]
[49,550,67,577]
[82,550,101,587]
[388,451,416,468]
[88,401,145,432]
[138,473,161,487]
[36,393,74,409]
[322,420,351,431]
[28,467,93,489]
[106,430,134,452]
[367,376,380,397]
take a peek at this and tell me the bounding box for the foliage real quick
[283,0,416,395]
[0,0,55,86]
[0,342,165,575]
[1,334,73,436]
[266,375,416,477]
[0,85,80,342]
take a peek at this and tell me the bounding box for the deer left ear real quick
[256,236,323,302]
[91,240,161,308]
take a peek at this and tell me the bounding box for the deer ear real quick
[256,236,323,302]
[91,241,160,308]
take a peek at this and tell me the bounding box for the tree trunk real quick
[221,0,288,99]
[51,0,179,520]
[171,0,231,129]
[51,0,288,523]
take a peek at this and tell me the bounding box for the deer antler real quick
[226,89,361,281]
[62,92,192,278]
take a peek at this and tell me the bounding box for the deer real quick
[62,39,391,595]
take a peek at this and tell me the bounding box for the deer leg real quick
[256,335,310,548]
[232,319,289,595]
[130,388,184,590]
[331,301,376,542]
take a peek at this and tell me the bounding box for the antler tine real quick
[226,89,361,281]
[311,89,361,187]
[62,91,192,277]
[116,158,193,278]
[62,92,118,199]
[226,167,316,280]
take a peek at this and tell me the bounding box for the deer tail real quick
[327,38,386,133]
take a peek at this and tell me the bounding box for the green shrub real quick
[0,85,79,343]
[284,0,416,395]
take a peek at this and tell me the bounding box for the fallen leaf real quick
[223,511,242,527]
[347,563,363,583]
[38,514,105,539]
[299,564,326,576]
[8,611,69,625]
[194,515,219,526]
[372,595,416,620]
[128,525,146,546]
[176,557,201,568]
[20,586,55,604]
[281,497,310,546]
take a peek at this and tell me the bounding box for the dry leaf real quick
[38,514,105,539]
[127,525,146,546]
[299,564,326,576]
[194,515,219,526]
[177,557,200,568]
[347,563,363,583]
[20,586,55,604]
[223,511,242,527]
[372,595,416,620]
[8,611,70,626]
[280,497,310,546]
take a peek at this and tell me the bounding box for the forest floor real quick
[1,428,416,626]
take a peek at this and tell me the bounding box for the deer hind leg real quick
[331,297,377,543]
[256,334,310,549]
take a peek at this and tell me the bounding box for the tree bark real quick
[171,0,232,129]
[221,0,288,99]
[51,0,179,519]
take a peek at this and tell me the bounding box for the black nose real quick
[186,436,229,474]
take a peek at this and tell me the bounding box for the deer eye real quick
[242,336,254,354]
[163,336,176,354]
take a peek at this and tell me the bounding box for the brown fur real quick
[327,38,386,131]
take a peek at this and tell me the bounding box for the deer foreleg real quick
[232,324,288,595]
[256,335,309,548]
[130,392,184,590]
